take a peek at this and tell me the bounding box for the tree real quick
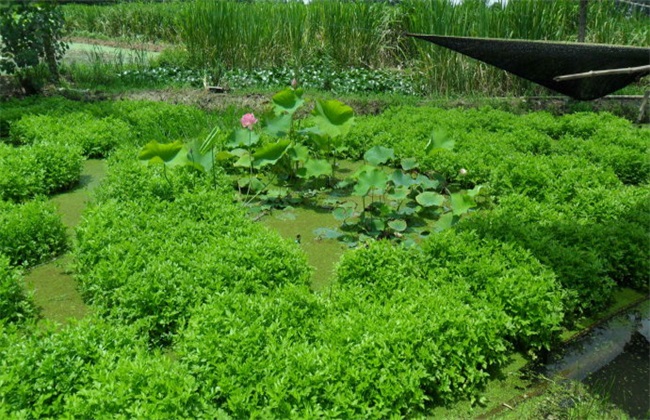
[0,1,67,94]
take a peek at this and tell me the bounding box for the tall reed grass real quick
[63,0,650,96]
[64,1,184,43]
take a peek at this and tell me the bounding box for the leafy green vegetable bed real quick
[0,95,647,417]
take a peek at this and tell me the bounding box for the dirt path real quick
[24,160,106,325]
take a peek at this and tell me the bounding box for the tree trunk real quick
[578,0,588,42]
[43,33,60,82]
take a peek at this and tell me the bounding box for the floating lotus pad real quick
[407,34,650,100]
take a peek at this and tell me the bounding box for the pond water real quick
[25,159,106,325]
[543,299,650,418]
[262,205,347,291]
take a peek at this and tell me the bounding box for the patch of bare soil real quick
[115,88,272,113]
[115,88,401,116]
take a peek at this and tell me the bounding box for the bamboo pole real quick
[554,65,650,82]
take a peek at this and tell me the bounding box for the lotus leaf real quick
[364,145,395,166]
[138,140,184,163]
[416,191,445,207]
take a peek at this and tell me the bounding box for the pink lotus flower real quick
[459,168,468,176]
[291,78,298,89]
[240,113,258,130]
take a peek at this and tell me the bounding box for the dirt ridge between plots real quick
[115,89,647,121]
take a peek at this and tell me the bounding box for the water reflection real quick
[544,300,649,418]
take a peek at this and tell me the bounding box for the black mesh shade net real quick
[407,34,650,100]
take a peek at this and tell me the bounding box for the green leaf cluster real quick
[0,200,68,268]
[460,188,650,315]
[336,231,565,352]
[107,100,209,143]
[0,256,37,325]
[0,317,210,418]
[346,107,648,189]
[0,142,83,202]
[2,97,212,149]
[10,112,133,158]
[209,88,355,201]
[343,106,647,316]
[0,1,67,93]
[178,276,508,416]
[0,97,647,417]
[74,153,311,346]
[329,142,481,242]
[0,96,89,138]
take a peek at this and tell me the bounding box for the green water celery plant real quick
[0,200,68,267]
[0,256,37,325]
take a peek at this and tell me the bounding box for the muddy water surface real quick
[262,206,347,291]
[25,159,106,325]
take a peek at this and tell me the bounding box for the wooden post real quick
[578,0,588,42]
[638,90,649,124]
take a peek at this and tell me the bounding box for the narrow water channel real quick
[543,299,650,418]
[24,159,106,325]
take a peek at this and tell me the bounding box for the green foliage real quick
[0,200,67,268]
[310,99,355,138]
[138,140,185,164]
[345,107,644,212]
[64,1,183,43]
[459,194,620,315]
[201,88,357,203]
[488,154,622,202]
[63,0,647,95]
[74,156,310,346]
[62,351,214,418]
[178,282,509,417]
[0,318,148,418]
[1,95,646,417]
[1,97,210,154]
[551,186,650,292]
[418,230,565,351]
[0,255,37,325]
[0,141,83,201]
[325,140,483,243]
[548,113,650,185]
[336,232,565,352]
[0,1,67,93]
[10,112,133,158]
[0,96,89,138]
[94,145,214,204]
[106,100,209,143]
[225,64,420,95]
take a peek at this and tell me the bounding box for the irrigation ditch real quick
[543,299,649,418]
[24,159,105,325]
[484,295,650,419]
